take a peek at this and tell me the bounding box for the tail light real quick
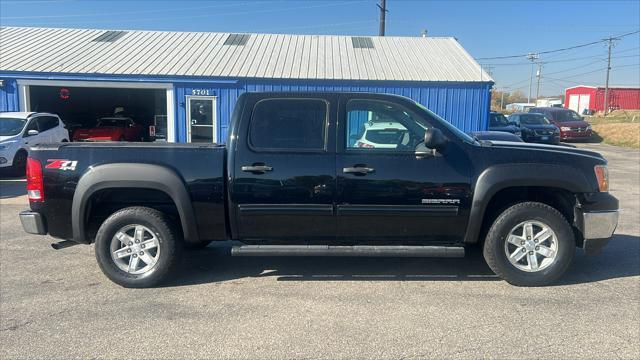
[26,157,44,202]
[594,165,609,192]
[357,141,374,148]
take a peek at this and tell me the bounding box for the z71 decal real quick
[45,159,78,171]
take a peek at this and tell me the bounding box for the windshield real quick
[97,118,128,127]
[413,101,476,144]
[519,114,550,125]
[489,113,510,126]
[0,118,27,136]
[553,110,582,122]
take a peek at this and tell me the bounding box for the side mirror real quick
[424,128,447,151]
[27,129,39,136]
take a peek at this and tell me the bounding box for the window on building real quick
[249,99,327,150]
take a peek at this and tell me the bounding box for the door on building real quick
[568,95,580,113]
[578,94,590,115]
[186,96,216,142]
[335,95,472,244]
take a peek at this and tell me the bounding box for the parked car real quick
[0,112,68,174]
[528,107,592,141]
[468,131,523,142]
[72,117,145,142]
[20,92,618,288]
[509,113,560,144]
[354,121,410,149]
[489,112,521,137]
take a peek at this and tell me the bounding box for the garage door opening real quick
[27,85,168,142]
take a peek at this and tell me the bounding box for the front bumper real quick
[19,210,47,235]
[580,210,619,255]
[561,130,593,140]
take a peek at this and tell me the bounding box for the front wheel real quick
[94,207,182,288]
[483,202,575,287]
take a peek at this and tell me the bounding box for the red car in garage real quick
[72,117,145,142]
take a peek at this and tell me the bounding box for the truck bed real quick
[28,141,228,243]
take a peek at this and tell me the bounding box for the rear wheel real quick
[483,202,575,286]
[94,206,182,288]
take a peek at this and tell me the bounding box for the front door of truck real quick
[231,95,336,242]
[335,95,472,244]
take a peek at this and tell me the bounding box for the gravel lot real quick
[1,142,638,359]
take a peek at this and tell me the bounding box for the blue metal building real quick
[0,27,493,143]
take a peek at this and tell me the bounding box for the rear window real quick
[249,99,327,150]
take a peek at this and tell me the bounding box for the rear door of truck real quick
[230,94,337,242]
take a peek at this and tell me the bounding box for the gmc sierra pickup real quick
[20,92,619,288]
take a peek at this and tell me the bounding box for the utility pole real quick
[535,62,543,101]
[501,87,509,110]
[377,0,388,36]
[603,35,619,116]
[526,53,539,104]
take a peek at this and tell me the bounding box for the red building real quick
[565,85,640,114]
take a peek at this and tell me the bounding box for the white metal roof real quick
[0,26,493,83]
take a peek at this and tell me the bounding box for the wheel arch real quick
[464,164,592,244]
[72,163,199,244]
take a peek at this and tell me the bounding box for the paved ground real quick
[1,143,638,359]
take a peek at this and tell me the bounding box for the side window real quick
[37,116,59,132]
[345,99,428,151]
[249,99,327,151]
[23,118,39,136]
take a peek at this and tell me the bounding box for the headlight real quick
[594,165,609,192]
[587,125,592,130]
[560,126,571,131]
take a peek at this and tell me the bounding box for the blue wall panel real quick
[0,79,20,112]
[174,79,492,143]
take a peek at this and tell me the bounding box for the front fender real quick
[463,163,593,244]
[71,163,199,244]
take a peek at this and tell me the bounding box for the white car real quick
[0,112,69,173]
[354,121,410,149]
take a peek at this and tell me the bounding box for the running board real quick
[231,245,464,257]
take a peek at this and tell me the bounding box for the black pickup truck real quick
[20,92,618,288]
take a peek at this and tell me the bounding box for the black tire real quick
[94,206,182,288]
[11,150,28,177]
[184,240,213,250]
[483,202,575,287]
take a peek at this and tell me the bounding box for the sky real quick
[1,0,639,97]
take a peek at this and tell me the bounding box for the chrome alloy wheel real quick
[504,220,558,272]
[110,224,160,275]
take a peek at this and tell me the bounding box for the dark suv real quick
[509,113,560,144]
[488,112,521,137]
[528,107,592,141]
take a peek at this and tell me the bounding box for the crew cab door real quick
[335,95,472,244]
[230,94,337,242]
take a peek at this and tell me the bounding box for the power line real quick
[475,30,640,60]
[0,1,260,19]
[1,1,368,25]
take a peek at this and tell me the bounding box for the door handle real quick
[241,164,273,173]
[343,166,375,175]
